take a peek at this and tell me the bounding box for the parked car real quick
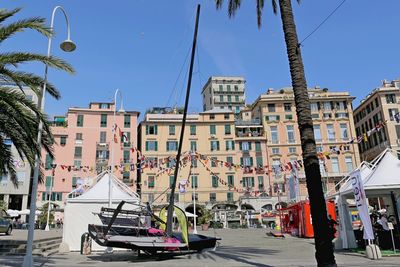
[0,209,12,235]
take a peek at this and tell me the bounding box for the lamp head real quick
[60,39,76,52]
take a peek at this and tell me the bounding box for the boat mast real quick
[166,4,201,237]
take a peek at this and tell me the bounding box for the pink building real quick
[37,102,139,212]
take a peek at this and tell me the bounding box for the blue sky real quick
[3,0,400,118]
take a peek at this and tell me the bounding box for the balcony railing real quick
[235,119,261,126]
[96,142,109,150]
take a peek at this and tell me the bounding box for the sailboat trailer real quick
[88,201,220,255]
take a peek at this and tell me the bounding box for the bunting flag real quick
[347,120,387,145]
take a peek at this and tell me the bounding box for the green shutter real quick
[251,177,255,187]
[58,192,63,201]
[42,193,46,201]
[169,176,174,188]
[250,157,254,166]
[240,157,243,166]
[45,176,52,187]
[155,141,158,151]
[248,142,252,150]
[45,154,52,170]
[239,142,243,150]
[217,141,220,151]
[146,125,149,134]
[277,115,280,121]
[72,177,77,186]
[145,141,149,151]
[154,125,158,134]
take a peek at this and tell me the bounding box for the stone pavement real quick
[0,228,399,266]
[0,229,62,241]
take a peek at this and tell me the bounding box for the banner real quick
[350,170,374,240]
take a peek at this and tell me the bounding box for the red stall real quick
[281,200,336,238]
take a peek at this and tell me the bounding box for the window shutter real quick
[248,142,252,150]
[231,141,235,150]
[250,157,254,166]
[42,193,46,201]
[276,115,280,121]
[239,142,243,150]
[155,141,158,151]
[58,192,63,201]
[154,125,158,134]
[240,157,243,166]
[72,177,77,186]
[145,125,149,135]
[145,141,149,151]
[251,177,255,187]
[217,141,220,150]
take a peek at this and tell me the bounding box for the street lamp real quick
[109,89,124,207]
[23,6,75,267]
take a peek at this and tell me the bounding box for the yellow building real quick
[138,107,273,225]
[354,79,400,161]
[249,86,360,199]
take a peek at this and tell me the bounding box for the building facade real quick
[249,86,360,199]
[36,102,139,212]
[354,79,400,161]
[201,76,246,114]
[139,107,275,226]
[0,86,38,214]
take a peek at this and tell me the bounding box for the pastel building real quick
[354,79,400,161]
[36,102,139,211]
[0,85,38,215]
[249,86,360,200]
[138,107,273,226]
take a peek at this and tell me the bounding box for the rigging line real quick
[176,58,190,107]
[151,186,170,206]
[166,45,192,107]
[298,0,347,46]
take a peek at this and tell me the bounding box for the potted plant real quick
[198,209,212,231]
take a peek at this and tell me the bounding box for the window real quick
[72,177,78,189]
[121,132,131,146]
[345,157,353,172]
[210,193,216,202]
[242,177,255,187]
[375,98,379,107]
[389,108,399,121]
[225,140,234,151]
[337,101,346,110]
[211,157,217,167]
[224,125,231,135]
[190,141,197,151]
[219,85,223,91]
[191,175,198,188]
[270,126,278,144]
[310,103,318,112]
[226,156,233,164]
[167,141,178,151]
[123,171,130,180]
[285,114,293,120]
[123,150,130,163]
[256,156,263,167]
[227,175,234,186]
[267,104,276,112]
[386,94,396,104]
[331,158,340,173]
[241,157,253,166]
[210,114,215,120]
[212,176,218,188]
[167,193,179,203]
[234,85,239,91]
[77,115,84,127]
[100,131,107,143]
[169,176,175,189]
[227,95,232,102]
[340,123,349,140]
[219,95,223,102]
[255,142,261,152]
[191,158,198,168]
[148,176,155,188]
[272,148,280,155]
[124,114,131,128]
[145,141,158,151]
[167,159,176,168]
[235,95,239,102]
[313,125,321,142]
[323,102,332,111]
[45,176,54,188]
[146,125,158,135]
[190,125,196,135]
[74,160,81,169]
[287,125,295,143]
[44,154,53,170]
[258,176,264,190]
[192,193,198,201]
[210,125,216,135]
[210,140,220,151]
[284,103,291,112]
[169,125,176,135]
[74,147,82,158]
[148,194,154,203]
[289,147,296,153]
[60,136,67,146]
[227,192,234,202]
[227,85,231,91]
[240,141,251,151]
[100,114,107,127]
[327,124,335,141]
[99,103,110,109]
[224,114,230,120]
[76,133,83,140]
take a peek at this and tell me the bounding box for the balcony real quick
[236,128,264,139]
[214,89,244,95]
[123,179,134,186]
[214,98,245,104]
[235,119,261,126]
[96,142,109,150]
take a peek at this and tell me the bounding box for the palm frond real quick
[256,0,265,28]
[0,17,51,43]
[0,8,21,24]
[215,0,224,9]
[0,52,75,74]
[0,67,60,99]
[271,0,278,15]
[0,136,18,187]
[228,0,241,17]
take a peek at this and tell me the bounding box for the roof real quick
[67,172,140,203]
[200,107,234,114]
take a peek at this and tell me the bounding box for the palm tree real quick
[0,8,74,185]
[215,1,336,266]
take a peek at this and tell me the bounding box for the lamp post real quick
[44,174,53,231]
[109,89,124,207]
[23,6,76,267]
[192,181,197,234]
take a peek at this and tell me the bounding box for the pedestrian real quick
[56,218,61,228]
[328,215,338,241]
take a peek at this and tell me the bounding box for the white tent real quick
[61,172,140,251]
[336,149,400,249]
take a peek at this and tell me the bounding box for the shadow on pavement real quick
[0,256,54,267]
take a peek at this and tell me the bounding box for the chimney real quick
[267,88,274,94]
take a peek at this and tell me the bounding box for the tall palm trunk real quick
[278,1,336,266]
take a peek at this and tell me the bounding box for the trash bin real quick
[80,233,92,255]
